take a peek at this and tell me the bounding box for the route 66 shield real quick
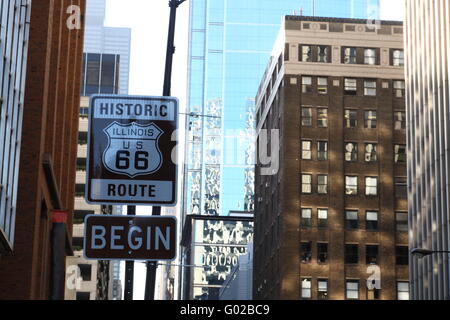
[102,122,163,178]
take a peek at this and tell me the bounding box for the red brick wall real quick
[0,0,85,300]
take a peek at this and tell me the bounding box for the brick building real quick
[253,16,409,300]
[0,0,86,299]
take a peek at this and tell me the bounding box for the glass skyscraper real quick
[184,0,380,218]
[181,0,381,300]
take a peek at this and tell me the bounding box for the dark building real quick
[0,0,86,299]
[253,16,409,300]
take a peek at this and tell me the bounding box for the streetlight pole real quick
[411,248,450,258]
[144,0,187,301]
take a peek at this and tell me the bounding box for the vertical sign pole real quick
[124,205,136,300]
[144,0,184,301]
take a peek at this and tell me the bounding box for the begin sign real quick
[84,215,177,261]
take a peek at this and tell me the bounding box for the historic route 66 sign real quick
[86,95,178,206]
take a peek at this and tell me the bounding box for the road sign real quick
[86,95,178,206]
[84,215,177,261]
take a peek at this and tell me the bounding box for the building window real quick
[317,46,329,63]
[344,47,357,64]
[317,243,328,263]
[394,111,406,130]
[301,278,312,299]
[301,45,313,62]
[366,245,379,264]
[345,244,359,264]
[302,107,313,127]
[392,49,404,66]
[345,210,359,229]
[301,242,312,263]
[346,280,359,300]
[395,177,408,198]
[318,209,328,228]
[75,184,85,197]
[394,145,407,163]
[344,78,357,95]
[317,141,328,160]
[302,140,312,160]
[396,212,408,232]
[76,292,91,300]
[318,279,328,300]
[396,246,409,265]
[78,264,92,281]
[394,80,405,97]
[302,76,313,93]
[302,174,312,194]
[397,282,410,300]
[317,175,328,194]
[365,177,378,196]
[301,208,312,228]
[364,48,377,65]
[80,107,89,116]
[365,143,378,162]
[345,110,358,128]
[364,80,377,96]
[345,176,358,195]
[366,211,379,230]
[317,108,328,128]
[345,142,358,162]
[318,77,328,94]
[364,111,377,129]
[367,287,381,300]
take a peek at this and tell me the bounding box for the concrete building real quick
[64,0,131,300]
[253,16,409,300]
[405,0,450,300]
[0,0,86,299]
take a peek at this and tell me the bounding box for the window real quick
[344,47,357,64]
[394,80,405,97]
[366,245,379,265]
[75,184,85,197]
[318,279,328,299]
[396,246,409,265]
[394,111,406,130]
[317,46,329,63]
[317,175,328,194]
[365,177,378,196]
[345,245,359,264]
[318,77,328,94]
[302,174,312,194]
[364,48,377,65]
[366,211,378,230]
[76,158,87,171]
[302,76,313,93]
[364,111,377,129]
[317,141,328,160]
[346,280,359,299]
[394,145,407,163]
[392,49,404,66]
[317,243,328,263]
[395,177,407,198]
[317,109,328,127]
[318,209,328,228]
[301,208,312,228]
[345,143,358,162]
[344,78,357,95]
[301,45,313,62]
[78,264,92,281]
[301,278,312,299]
[397,282,410,300]
[301,242,312,263]
[80,107,89,116]
[345,176,358,195]
[365,143,377,162]
[345,210,359,229]
[302,107,313,127]
[367,287,381,300]
[76,292,91,300]
[345,110,358,128]
[364,80,377,96]
[302,140,312,160]
[396,212,408,232]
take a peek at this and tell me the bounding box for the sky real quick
[103,0,405,300]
